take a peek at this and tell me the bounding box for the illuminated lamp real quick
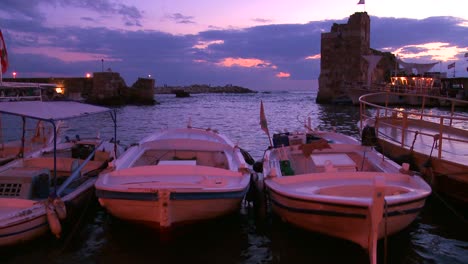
[55,87,65,94]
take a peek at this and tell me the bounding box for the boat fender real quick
[238,164,250,174]
[240,148,255,165]
[53,197,67,220]
[399,163,414,176]
[46,202,62,239]
[267,167,277,178]
[361,125,379,147]
[253,161,263,173]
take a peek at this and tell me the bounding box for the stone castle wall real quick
[317,12,395,103]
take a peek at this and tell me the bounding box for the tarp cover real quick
[0,101,110,121]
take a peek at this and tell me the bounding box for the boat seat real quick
[310,153,357,173]
[23,157,104,176]
[95,150,111,162]
[158,160,197,165]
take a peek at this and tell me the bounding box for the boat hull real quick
[264,172,430,249]
[0,208,49,247]
[378,139,468,203]
[0,179,96,246]
[95,127,253,230]
[97,188,248,229]
[359,91,468,204]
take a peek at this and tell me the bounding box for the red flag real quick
[260,100,269,136]
[0,30,8,74]
[447,62,455,69]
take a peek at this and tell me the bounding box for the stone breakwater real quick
[155,84,257,94]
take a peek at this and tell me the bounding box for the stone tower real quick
[316,12,371,103]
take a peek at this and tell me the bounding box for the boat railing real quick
[0,82,58,102]
[359,92,468,160]
[351,83,436,97]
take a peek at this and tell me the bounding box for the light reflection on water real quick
[1,91,467,264]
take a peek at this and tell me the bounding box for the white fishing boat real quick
[95,126,254,229]
[359,91,468,203]
[0,101,121,246]
[256,121,430,264]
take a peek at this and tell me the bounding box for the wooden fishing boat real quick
[359,91,468,203]
[95,126,254,229]
[256,128,431,264]
[0,101,121,246]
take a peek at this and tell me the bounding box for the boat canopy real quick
[0,81,56,88]
[0,101,111,121]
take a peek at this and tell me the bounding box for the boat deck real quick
[377,121,468,166]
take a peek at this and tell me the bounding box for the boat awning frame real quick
[0,101,111,122]
[0,101,118,197]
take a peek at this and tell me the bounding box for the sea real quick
[1,90,467,264]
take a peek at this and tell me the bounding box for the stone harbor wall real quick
[154,84,256,94]
[5,72,156,105]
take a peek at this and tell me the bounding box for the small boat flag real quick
[447,62,455,69]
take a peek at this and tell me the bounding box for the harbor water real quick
[1,90,467,264]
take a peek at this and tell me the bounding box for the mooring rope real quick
[60,188,97,252]
[384,199,388,264]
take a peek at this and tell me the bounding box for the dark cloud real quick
[80,17,96,22]
[1,8,467,90]
[370,16,466,49]
[167,13,196,24]
[41,0,143,27]
[198,22,326,58]
[252,18,273,24]
[0,0,45,21]
[0,0,144,27]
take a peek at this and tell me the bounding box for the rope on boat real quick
[422,134,439,170]
[431,190,468,225]
[56,141,104,196]
[60,188,97,252]
[423,167,468,225]
[418,134,467,224]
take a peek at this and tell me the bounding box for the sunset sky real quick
[1,0,467,90]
